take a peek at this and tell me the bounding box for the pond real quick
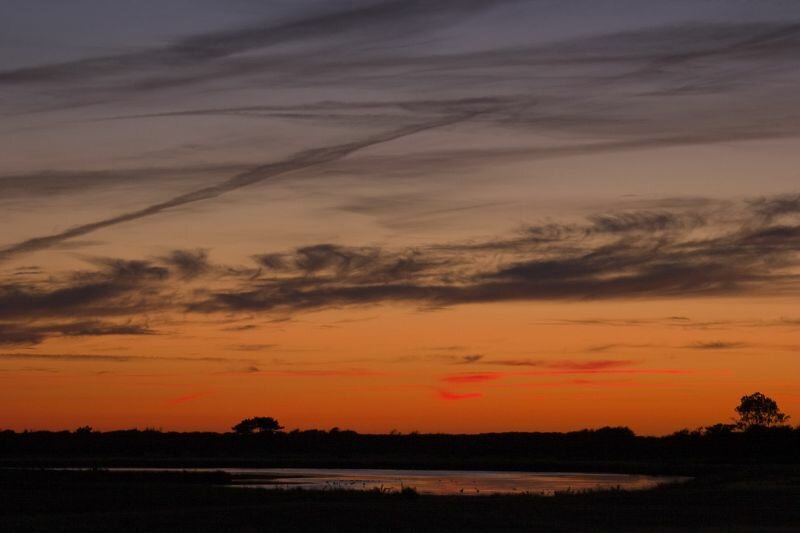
[153,467,685,496]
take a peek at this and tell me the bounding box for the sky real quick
[1,0,798,434]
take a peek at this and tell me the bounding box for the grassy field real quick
[1,466,799,532]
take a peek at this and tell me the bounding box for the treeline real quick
[1,426,798,468]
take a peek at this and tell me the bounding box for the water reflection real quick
[225,468,685,495]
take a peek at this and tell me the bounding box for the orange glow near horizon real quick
[2,299,797,435]
[2,3,800,438]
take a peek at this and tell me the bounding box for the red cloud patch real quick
[438,389,482,401]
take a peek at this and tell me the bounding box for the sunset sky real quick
[1,0,798,434]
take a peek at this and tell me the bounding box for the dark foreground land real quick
[2,427,799,532]
[1,466,799,532]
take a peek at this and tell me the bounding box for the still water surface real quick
[151,467,684,495]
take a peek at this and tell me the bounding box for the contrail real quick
[0,113,480,262]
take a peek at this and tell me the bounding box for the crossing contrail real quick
[0,112,482,262]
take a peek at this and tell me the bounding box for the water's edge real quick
[100,467,689,496]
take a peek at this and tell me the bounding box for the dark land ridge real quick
[2,424,799,474]
[2,425,800,531]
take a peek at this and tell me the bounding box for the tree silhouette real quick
[734,392,789,430]
[232,417,284,435]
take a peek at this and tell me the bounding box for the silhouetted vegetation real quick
[232,417,284,435]
[1,395,796,474]
[1,424,798,474]
[734,391,790,430]
[0,393,800,474]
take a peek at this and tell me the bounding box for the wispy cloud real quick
[2,195,798,330]
[0,321,156,346]
[442,372,503,384]
[227,368,386,378]
[194,195,800,313]
[0,113,487,262]
[487,359,637,370]
[685,341,748,350]
[516,379,678,389]
[441,367,699,386]
[534,317,800,330]
[0,352,249,364]
[3,12,800,264]
[0,1,514,89]
[230,344,277,352]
